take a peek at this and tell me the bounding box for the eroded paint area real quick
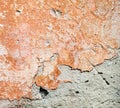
[0,0,119,100]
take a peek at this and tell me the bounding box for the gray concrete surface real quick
[0,49,120,108]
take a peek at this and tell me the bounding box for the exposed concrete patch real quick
[1,49,119,108]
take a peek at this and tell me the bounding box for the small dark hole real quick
[39,87,49,97]
[98,72,103,74]
[56,9,62,14]
[75,91,79,94]
[110,76,113,78]
[85,80,89,83]
[16,10,21,13]
[105,81,110,85]
[103,78,110,85]
[51,8,62,16]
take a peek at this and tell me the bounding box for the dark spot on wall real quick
[16,10,21,13]
[98,72,103,74]
[75,91,79,94]
[85,80,89,83]
[39,87,49,98]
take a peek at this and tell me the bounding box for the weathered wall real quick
[0,0,119,100]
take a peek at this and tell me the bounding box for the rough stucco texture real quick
[0,0,119,100]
